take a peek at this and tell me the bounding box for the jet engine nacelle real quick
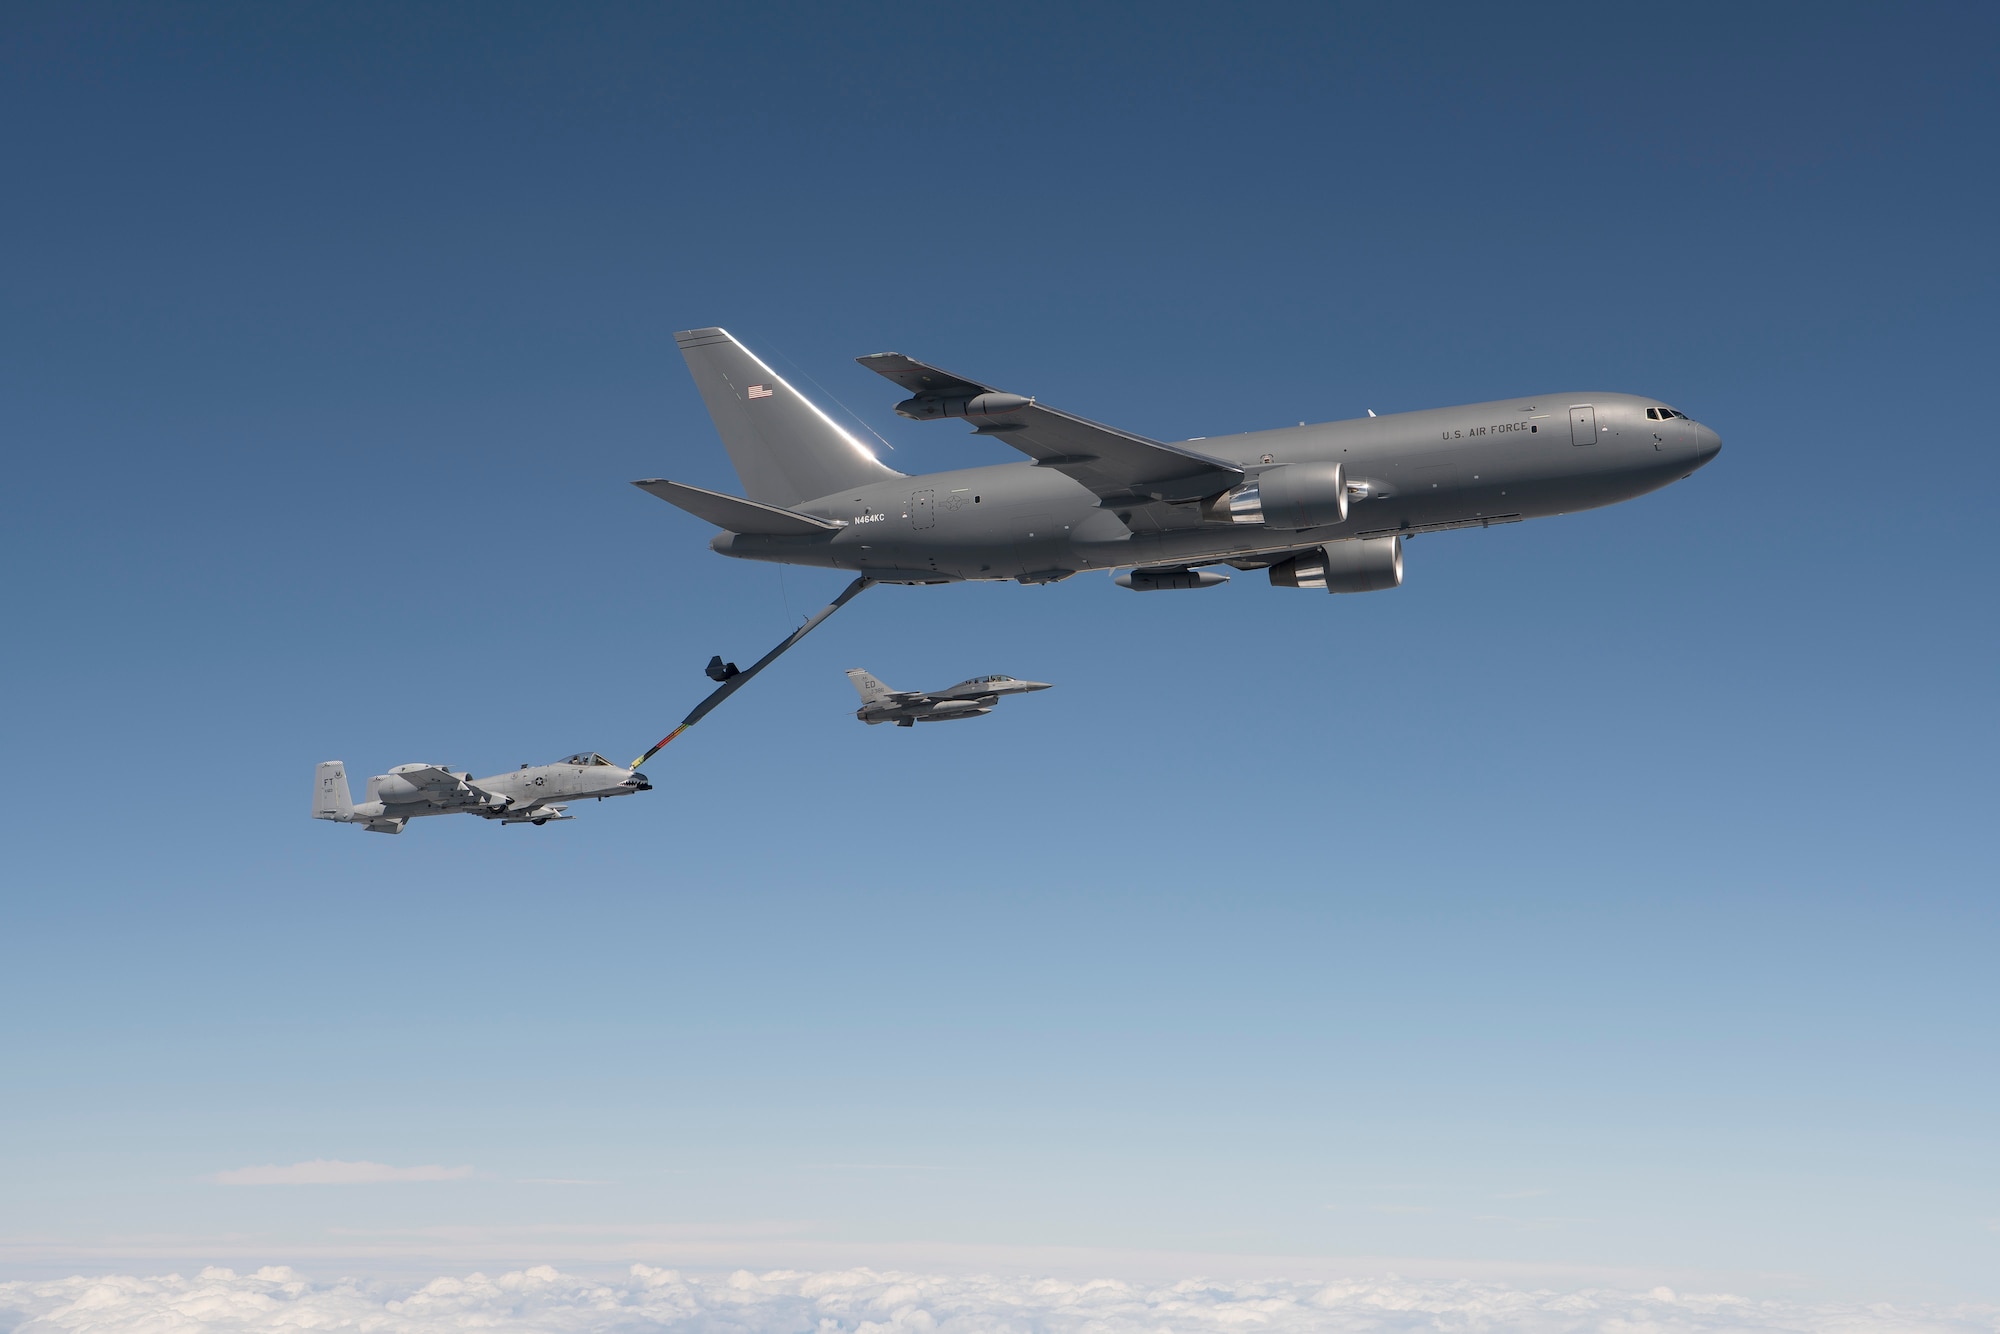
[372,774,429,804]
[1259,461,1348,529]
[893,392,1032,421]
[1268,535,1403,593]
[1205,462,1347,530]
[373,766,470,805]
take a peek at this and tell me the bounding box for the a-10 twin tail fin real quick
[313,761,353,820]
[311,760,407,834]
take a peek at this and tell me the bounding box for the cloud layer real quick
[213,1160,473,1185]
[4,1265,1997,1334]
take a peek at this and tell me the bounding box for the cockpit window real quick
[1646,407,1687,420]
[561,752,611,766]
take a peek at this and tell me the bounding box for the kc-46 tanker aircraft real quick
[635,329,1721,591]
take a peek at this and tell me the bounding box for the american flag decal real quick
[747,384,772,399]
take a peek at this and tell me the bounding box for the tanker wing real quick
[854,352,1242,506]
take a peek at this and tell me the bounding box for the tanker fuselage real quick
[710,393,1721,583]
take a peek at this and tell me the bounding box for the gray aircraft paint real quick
[674,328,899,508]
[847,669,1052,726]
[643,330,1722,587]
[312,754,650,833]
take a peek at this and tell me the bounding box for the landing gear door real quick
[1569,404,1597,446]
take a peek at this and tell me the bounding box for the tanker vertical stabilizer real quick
[675,327,901,508]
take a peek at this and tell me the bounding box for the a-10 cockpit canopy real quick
[561,752,615,766]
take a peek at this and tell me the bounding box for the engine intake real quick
[1257,461,1348,529]
[1204,462,1347,529]
[1268,536,1403,593]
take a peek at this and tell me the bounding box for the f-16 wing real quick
[855,353,1241,505]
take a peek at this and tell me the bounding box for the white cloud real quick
[3,1265,1995,1334]
[516,1178,614,1186]
[213,1159,474,1185]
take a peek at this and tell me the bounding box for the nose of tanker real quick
[1692,421,1723,469]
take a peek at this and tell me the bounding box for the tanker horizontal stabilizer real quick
[633,478,842,536]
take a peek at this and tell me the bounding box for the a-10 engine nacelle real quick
[1268,535,1403,593]
[373,764,473,806]
[893,391,1032,421]
[1206,462,1348,530]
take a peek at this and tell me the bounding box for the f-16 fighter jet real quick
[311,753,650,834]
[847,669,1051,727]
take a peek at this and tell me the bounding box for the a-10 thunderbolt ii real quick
[846,669,1051,726]
[311,754,650,834]
[634,329,1721,591]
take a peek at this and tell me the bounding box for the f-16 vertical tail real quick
[313,761,354,821]
[845,669,898,706]
[676,328,902,508]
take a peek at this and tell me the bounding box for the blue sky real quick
[1,0,1995,1310]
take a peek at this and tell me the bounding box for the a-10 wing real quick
[855,352,1242,506]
